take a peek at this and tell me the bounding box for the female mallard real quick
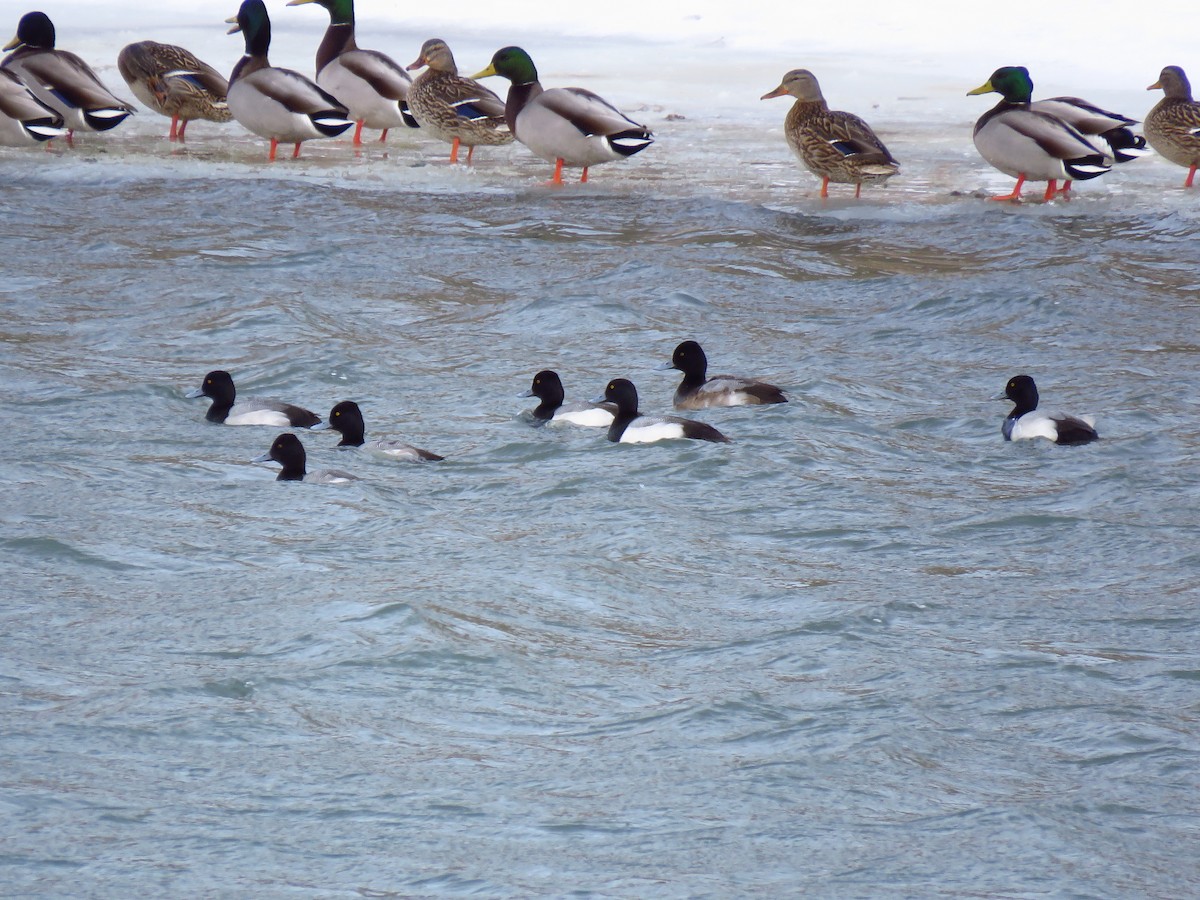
[2,11,133,142]
[473,46,652,185]
[406,38,511,165]
[117,41,231,142]
[760,68,899,199]
[0,67,64,145]
[286,0,417,145]
[225,0,353,161]
[968,66,1112,201]
[1145,65,1200,188]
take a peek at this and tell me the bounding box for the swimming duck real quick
[596,379,731,444]
[311,401,444,461]
[0,66,63,145]
[473,46,653,185]
[117,41,231,141]
[225,0,353,161]
[760,68,899,199]
[407,38,512,165]
[997,375,1098,445]
[187,370,322,427]
[253,433,358,483]
[658,341,788,410]
[968,66,1112,201]
[286,0,417,145]
[1145,65,1200,188]
[521,370,615,427]
[2,11,134,142]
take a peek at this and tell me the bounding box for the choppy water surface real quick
[3,132,1200,897]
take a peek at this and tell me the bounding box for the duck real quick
[658,341,788,410]
[225,0,353,161]
[406,38,512,165]
[596,379,731,444]
[117,41,231,142]
[997,375,1098,445]
[311,400,444,461]
[1,11,134,142]
[521,370,615,427]
[0,67,64,145]
[760,68,899,199]
[1145,65,1200,188]
[285,0,417,145]
[473,45,653,185]
[968,66,1112,201]
[187,370,321,427]
[253,433,358,483]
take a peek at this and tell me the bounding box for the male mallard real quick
[1145,65,1200,188]
[117,41,231,141]
[286,0,417,145]
[968,66,1112,201]
[225,0,353,161]
[2,11,133,142]
[0,67,64,145]
[760,69,899,199]
[406,38,511,165]
[473,46,652,185]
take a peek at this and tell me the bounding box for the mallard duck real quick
[0,66,64,145]
[1145,65,1200,188]
[997,375,1098,445]
[657,341,788,410]
[760,69,899,199]
[473,46,652,185]
[595,379,730,444]
[117,41,231,141]
[225,0,353,161]
[406,38,511,165]
[286,0,416,145]
[1,11,133,142]
[968,67,1112,201]
[311,401,445,461]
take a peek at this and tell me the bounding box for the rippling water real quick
[3,119,1200,896]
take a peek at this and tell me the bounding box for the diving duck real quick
[657,341,788,410]
[311,401,445,461]
[0,67,64,145]
[997,375,1098,445]
[286,0,417,145]
[253,433,358,483]
[187,370,322,427]
[1,11,133,142]
[117,41,231,141]
[1145,65,1200,188]
[595,379,730,445]
[406,38,512,165]
[521,370,615,427]
[473,46,653,185]
[968,67,1112,201]
[226,0,353,160]
[760,68,899,199]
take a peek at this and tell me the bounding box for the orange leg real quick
[169,115,179,142]
[379,128,389,143]
[177,118,189,142]
[466,144,476,166]
[1186,165,1197,188]
[990,174,1026,202]
[268,137,278,162]
[1042,180,1058,201]
[580,166,589,183]
[292,142,302,159]
[352,120,364,146]
[1059,180,1072,198]
[548,158,566,186]
[854,182,862,199]
[448,136,460,164]
[820,176,830,199]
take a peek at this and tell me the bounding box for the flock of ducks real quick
[186,345,1097,485]
[1,4,1198,195]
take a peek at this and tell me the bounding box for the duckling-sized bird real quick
[2,11,133,143]
[968,66,1112,202]
[311,400,444,461]
[0,67,64,145]
[286,0,417,145]
[117,41,231,141]
[225,0,353,161]
[760,68,899,199]
[596,379,731,444]
[997,375,1098,445]
[187,370,322,427]
[406,38,511,165]
[1145,65,1200,188]
[521,370,615,427]
[253,433,358,483]
[473,46,652,185]
[658,341,788,410]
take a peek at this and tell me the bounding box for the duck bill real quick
[760,85,788,100]
[654,361,676,371]
[285,0,317,5]
[251,451,275,463]
[471,64,497,80]
[405,55,426,72]
[1146,80,1163,90]
[2,34,22,52]
[309,421,332,431]
[225,15,241,35]
[518,389,535,398]
[185,387,205,399]
[966,81,995,96]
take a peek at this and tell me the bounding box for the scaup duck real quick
[253,433,357,482]
[521,370,615,427]
[998,374,1098,445]
[187,370,321,427]
[311,400,444,461]
[597,378,731,444]
[658,341,787,410]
